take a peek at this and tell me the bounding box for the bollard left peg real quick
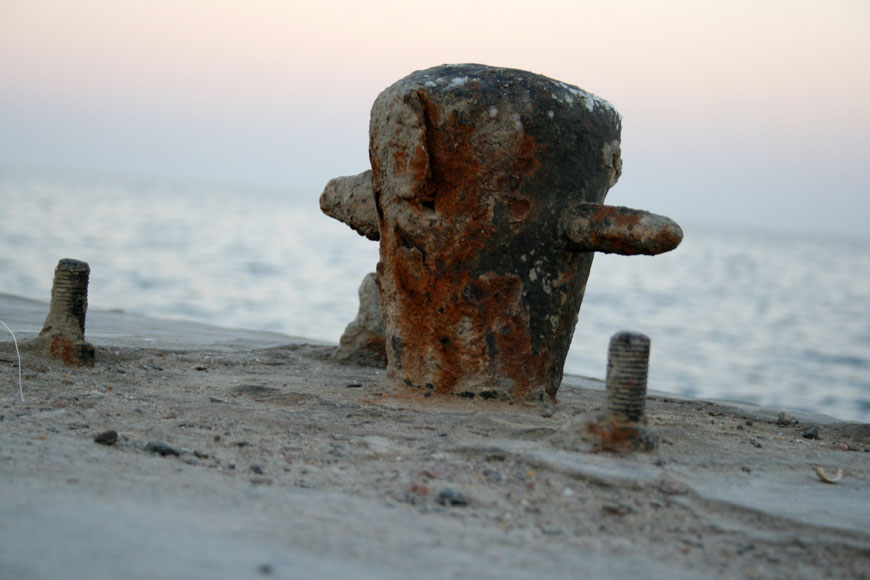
[32,258,95,366]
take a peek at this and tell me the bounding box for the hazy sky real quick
[2,0,868,236]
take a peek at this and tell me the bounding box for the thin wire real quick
[0,319,24,402]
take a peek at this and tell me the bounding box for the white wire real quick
[0,319,24,402]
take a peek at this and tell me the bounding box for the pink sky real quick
[2,0,868,235]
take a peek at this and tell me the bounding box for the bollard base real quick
[553,412,658,453]
[32,333,96,367]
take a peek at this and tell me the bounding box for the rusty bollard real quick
[32,258,95,366]
[321,64,682,402]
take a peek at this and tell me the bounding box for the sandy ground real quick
[1,293,868,579]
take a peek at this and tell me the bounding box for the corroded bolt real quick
[605,331,650,422]
[583,331,656,451]
[48,258,90,333]
[32,258,95,366]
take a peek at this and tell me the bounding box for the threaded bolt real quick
[48,259,90,334]
[605,331,650,422]
[575,330,656,452]
[35,258,95,366]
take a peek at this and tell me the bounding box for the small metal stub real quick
[584,331,657,452]
[33,258,96,367]
[605,331,650,422]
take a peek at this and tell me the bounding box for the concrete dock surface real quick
[1,293,868,579]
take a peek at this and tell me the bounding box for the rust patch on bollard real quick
[374,83,559,400]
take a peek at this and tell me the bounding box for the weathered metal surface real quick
[31,258,95,366]
[322,64,683,402]
[561,203,683,255]
[605,331,651,422]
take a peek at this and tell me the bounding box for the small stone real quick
[776,412,797,426]
[654,478,690,496]
[94,430,118,446]
[436,488,469,507]
[145,441,180,457]
[602,502,633,516]
[802,426,820,439]
[250,464,264,474]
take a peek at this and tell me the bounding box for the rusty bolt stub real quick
[605,331,650,422]
[32,258,95,366]
[583,331,656,451]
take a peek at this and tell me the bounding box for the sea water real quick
[2,171,868,422]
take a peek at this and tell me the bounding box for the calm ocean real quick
[2,170,868,422]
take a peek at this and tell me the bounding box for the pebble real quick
[602,503,633,516]
[654,478,690,496]
[144,441,180,457]
[94,430,119,446]
[802,426,820,439]
[436,488,469,507]
[776,412,798,426]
